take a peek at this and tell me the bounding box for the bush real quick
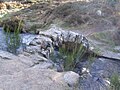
[5,17,22,54]
[2,16,24,33]
[59,41,87,71]
[110,74,120,90]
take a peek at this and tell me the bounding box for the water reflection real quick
[0,27,36,55]
[0,27,22,54]
[5,32,21,54]
[0,27,7,50]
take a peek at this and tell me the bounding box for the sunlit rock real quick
[63,71,80,87]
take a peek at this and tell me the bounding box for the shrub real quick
[110,74,120,90]
[59,42,87,71]
[3,16,24,33]
[5,18,22,54]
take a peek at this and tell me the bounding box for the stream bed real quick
[0,27,7,50]
[0,26,120,90]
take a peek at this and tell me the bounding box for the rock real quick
[0,68,71,90]
[81,68,89,74]
[39,25,89,48]
[55,63,64,72]
[0,57,29,75]
[96,10,102,16]
[33,61,54,69]
[79,57,120,90]
[22,35,53,55]
[0,50,17,60]
[22,34,36,45]
[79,74,109,90]
[18,53,49,66]
[63,71,80,87]
[36,26,90,75]
[0,48,72,90]
[29,40,38,46]
[114,46,120,51]
[18,54,37,66]
[25,46,41,54]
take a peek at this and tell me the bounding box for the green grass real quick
[4,20,22,54]
[59,42,87,71]
[110,73,120,90]
[49,35,103,72]
[90,31,116,46]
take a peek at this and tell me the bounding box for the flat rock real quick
[32,61,54,69]
[0,68,70,90]
[0,50,17,60]
[0,58,29,75]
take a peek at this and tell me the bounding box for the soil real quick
[1,0,120,34]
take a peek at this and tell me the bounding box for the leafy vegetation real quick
[59,42,87,71]
[3,17,24,33]
[4,19,22,54]
[110,73,120,90]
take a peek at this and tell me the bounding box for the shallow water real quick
[0,27,36,54]
[0,27,7,50]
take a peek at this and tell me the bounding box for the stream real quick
[0,27,7,50]
[0,27,36,54]
[0,26,120,90]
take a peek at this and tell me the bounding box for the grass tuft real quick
[4,19,22,54]
[59,42,87,71]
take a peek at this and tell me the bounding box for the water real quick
[0,27,22,54]
[0,27,36,54]
[0,27,8,50]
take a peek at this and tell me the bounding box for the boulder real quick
[39,24,89,51]
[63,71,80,87]
[0,55,29,75]
[0,68,71,90]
